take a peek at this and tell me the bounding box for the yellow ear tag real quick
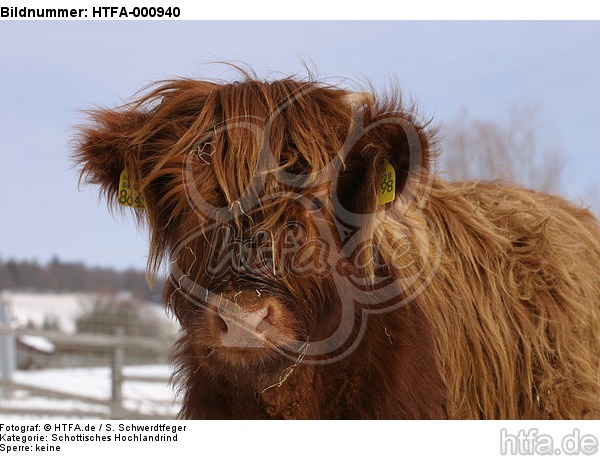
[118,169,145,208]
[377,159,396,206]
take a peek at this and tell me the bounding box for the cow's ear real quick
[334,93,432,221]
[74,107,149,209]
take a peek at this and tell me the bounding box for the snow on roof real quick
[18,335,56,353]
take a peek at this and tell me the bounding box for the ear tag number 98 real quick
[378,159,396,206]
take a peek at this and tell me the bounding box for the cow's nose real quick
[217,304,270,348]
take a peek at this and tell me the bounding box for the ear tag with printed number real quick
[118,169,145,208]
[378,159,396,206]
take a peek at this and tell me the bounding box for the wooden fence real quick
[0,326,177,419]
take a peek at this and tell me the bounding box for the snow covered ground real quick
[1,291,177,335]
[0,364,181,419]
[0,292,181,419]
[2,292,91,333]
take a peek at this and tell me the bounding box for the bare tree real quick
[583,185,600,215]
[76,293,169,339]
[440,105,564,194]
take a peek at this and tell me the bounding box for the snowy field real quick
[0,292,181,419]
[2,291,177,334]
[0,364,180,419]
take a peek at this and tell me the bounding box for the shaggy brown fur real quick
[75,75,600,419]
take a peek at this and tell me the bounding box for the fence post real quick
[0,298,16,399]
[111,327,125,419]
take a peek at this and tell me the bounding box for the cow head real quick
[75,77,435,379]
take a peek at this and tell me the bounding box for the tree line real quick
[0,256,163,302]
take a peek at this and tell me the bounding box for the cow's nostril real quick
[217,305,270,348]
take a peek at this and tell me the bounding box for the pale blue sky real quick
[1,21,598,270]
